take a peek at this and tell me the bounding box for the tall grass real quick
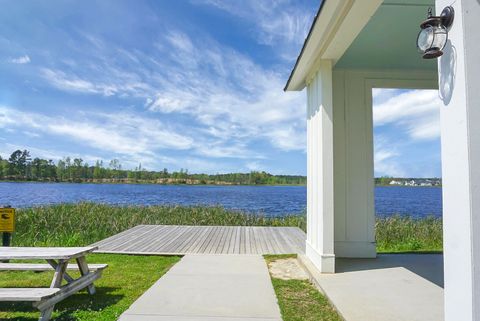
[376,215,443,252]
[12,203,443,252]
[13,203,306,246]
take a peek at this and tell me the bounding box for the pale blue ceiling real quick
[335,0,437,71]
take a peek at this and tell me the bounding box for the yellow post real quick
[0,206,15,247]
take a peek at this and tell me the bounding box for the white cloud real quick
[0,104,271,172]
[10,55,30,64]
[148,95,190,113]
[408,113,440,140]
[372,89,443,177]
[373,136,407,177]
[1,1,315,174]
[373,89,441,141]
[37,30,306,155]
[166,31,195,53]
[175,157,237,174]
[265,125,306,152]
[194,142,265,159]
[0,105,194,158]
[0,143,102,166]
[41,68,117,96]
[147,31,306,152]
[246,161,261,171]
[22,131,40,138]
[193,0,314,61]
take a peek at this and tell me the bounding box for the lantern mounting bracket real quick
[420,6,454,30]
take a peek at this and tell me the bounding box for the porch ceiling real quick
[335,0,437,71]
[285,0,439,91]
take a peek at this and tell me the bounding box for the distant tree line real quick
[0,150,306,185]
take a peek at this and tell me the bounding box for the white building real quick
[405,180,417,186]
[389,180,402,185]
[285,0,479,320]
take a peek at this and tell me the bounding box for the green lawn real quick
[271,279,342,321]
[0,254,180,321]
[265,255,342,321]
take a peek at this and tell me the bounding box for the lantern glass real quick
[431,25,447,50]
[417,26,434,52]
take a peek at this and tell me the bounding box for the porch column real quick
[332,70,376,258]
[306,60,335,273]
[436,0,480,320]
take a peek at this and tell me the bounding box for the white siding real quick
[436,0,480,320]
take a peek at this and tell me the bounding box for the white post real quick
[306,60,335,273]
[332,70,376,258]
[436,0,480,320]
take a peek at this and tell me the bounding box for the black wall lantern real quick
[417,6,454,59]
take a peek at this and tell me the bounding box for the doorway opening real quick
[371,87,443,287]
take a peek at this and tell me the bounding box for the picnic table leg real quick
[39,260,68,321]
[76,256,96,295]
[46,259,75,283]
[50,259,67,288]
[39,307,54,321]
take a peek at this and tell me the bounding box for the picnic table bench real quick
[0,246,107,321]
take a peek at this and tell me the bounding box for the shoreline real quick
[0,179,306,186]
[0,180,442,187]
[0,180,306,186]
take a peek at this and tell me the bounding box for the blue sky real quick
[373,89,441,178]
[0,0,441,177]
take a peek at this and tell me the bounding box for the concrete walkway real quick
[301,254,444,321]
[118,255,282,321]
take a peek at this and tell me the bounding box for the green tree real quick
[64,157,72,180]
[46,160,57,180]
[378,176,392,186]
[8,150,30,178]
[57,160,66,181]
[0,149,309,185]
[72,158,83,180]
[0,157,9,179]
[31,158,42,180]
[93,160,104,179]
[109,159,121,179]
[160,168,169,179]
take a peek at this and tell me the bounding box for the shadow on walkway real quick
[336,253,443,287]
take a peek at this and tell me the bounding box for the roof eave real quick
[283,0,326,92]
[284,0,383,92]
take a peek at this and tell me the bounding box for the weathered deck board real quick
[92,225,306,255]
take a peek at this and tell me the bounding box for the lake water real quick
[0,183,442,218]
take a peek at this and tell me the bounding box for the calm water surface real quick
[0,183,442,218]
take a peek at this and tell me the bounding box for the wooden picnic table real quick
[0,246,107,321]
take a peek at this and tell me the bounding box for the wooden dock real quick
[92,225,306,255]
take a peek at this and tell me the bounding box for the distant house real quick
[284,0,479,320]
[405,180,417,186]
[389,180,402,185]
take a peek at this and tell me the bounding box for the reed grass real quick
[12,203,443,252]
[376,215,443,252]
[13,203,306,247]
